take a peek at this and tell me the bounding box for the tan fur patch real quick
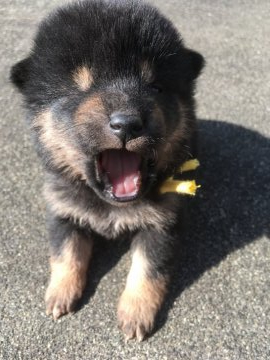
[45,232,92,319]
[43,181,175,238]
[74,95,123,151]
[118,247,168,341]
[141,60,154,83]
[32,110,86,180]
[125,136,151,154]
[75,95,106,124]
[168,102,189,142]
[158,102,190,170]
[73,65,93,91]
[125,248,167,302]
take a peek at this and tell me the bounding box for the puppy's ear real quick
[180,49,205,81]
[10,57,32,91]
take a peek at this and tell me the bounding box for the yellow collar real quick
[159,159,201,196]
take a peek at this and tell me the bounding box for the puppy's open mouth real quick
[97,149,142,202]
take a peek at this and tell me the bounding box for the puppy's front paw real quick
[45,235,92,320]
[117,290,158,342]
[45,276,84,320]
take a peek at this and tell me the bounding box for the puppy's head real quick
[11,0,204,205]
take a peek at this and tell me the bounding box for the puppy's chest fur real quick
[44,176,178,239]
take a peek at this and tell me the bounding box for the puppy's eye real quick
[149,83,163,93]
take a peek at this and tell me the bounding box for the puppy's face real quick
[11,2,204,205]
[70,65,168,203]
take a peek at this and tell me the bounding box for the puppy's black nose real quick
[109,114,143,142]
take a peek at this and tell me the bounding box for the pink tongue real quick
[101,150,141,198]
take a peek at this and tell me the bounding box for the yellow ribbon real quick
[159,159,201,196]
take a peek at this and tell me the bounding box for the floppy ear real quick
[10,57,32,91]
[180,48,205,81]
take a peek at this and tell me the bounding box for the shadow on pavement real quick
[156,119,270,332]
[77,119,270,331]
[77,235,131,310]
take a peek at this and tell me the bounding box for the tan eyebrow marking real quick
[140,60,154,83]
[72,65,93,91]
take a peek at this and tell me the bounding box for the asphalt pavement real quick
[0,0,269,359]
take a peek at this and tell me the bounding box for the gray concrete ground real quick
[0,0,269,359]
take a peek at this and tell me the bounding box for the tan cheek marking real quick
[168,102,189,143]
[45,232,93,319]
[32,110,86,180]
[153,104,165,124]
[166,118,188,148]
[157,102,190,170]
[72,65,93,91]
[75,96,106,124]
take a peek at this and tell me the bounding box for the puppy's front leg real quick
[45,217,93,320]
[118,229,175,341]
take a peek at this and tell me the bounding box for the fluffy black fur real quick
[11,0,204,341]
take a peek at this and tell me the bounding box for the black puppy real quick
[11,0,204,341]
